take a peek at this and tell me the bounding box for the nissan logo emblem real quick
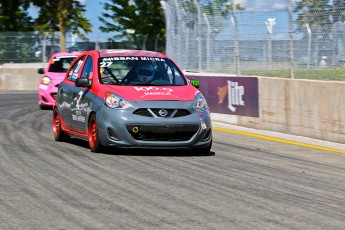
[158,109,168,117]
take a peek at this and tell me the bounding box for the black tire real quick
[192,140,212,155]
[88,113,103,153]
[53,108,68,141]
[39,103,51,110]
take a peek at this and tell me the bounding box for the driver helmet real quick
[100,67,109,76]
[137,63,154,82]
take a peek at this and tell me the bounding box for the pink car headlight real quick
[41,76,52,85]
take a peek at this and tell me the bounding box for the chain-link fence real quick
[161,0,345,81]
[0,31,165,64]
[2,1,345,81]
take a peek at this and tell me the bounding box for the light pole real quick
[172,0,181,65]
[287,0,294,78]
[306,23,311,69]
[265,18,276,70]
[71,33,78,47]
[160,1,172,58]
[126,29,135,48]
[203,13,211,71]
[193,0,202,71]
[230,0,241,75]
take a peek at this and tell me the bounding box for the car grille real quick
[126,124,199,141]
[133,108,191,118]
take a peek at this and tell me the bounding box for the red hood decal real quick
[100,85,198,101]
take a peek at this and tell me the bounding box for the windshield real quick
[48,56,78,73]
[98,56,187,86]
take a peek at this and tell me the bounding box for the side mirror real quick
[38,68,44,74]
[75,78,91,87]
[190,79,200,88]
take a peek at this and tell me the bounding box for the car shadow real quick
[39,105,53,110]
[102,147,215,157]
[65,137,215,157]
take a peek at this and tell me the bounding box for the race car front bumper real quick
[96,100,212,149]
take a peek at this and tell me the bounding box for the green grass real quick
[242,67,345,81]
[201,60,345,81]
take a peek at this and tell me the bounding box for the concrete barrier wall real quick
[211,77,345,144]
[0,66,43,90]
[1,67,344,144]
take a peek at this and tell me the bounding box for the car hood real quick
[100,85,199,101]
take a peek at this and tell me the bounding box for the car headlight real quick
[41,76,52,85]
[105,92,131,109]
[192,92,209,111]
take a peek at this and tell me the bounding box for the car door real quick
[59,55,86,130]
[70,55,95,133]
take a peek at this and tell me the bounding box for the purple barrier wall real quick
[188,75,259,118]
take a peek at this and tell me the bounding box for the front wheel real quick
[39,104,50,110]
[88,113,103,153]
[192,140,212,155]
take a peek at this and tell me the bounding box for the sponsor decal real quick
[39,85,48,90]
[134,86,173,92]
[101,57,165,62]
[102,56,139,62]
[74,60,84,73]
[99,61,113,67]
[105,50,131,54]
[188,76,259,117]
[139,57,165,62]
[134,86,173,96]
[227,81,245,112]
[200,119,207,130]
[68,59,84,80]
[72,110,86,123]
[75,90,84,109]
[53,56,77,61]
[71,90,87,123]
[143,91,172,96]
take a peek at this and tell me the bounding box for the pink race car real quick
[38,51,82,109]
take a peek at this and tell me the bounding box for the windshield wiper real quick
[106,82,123,85]
[129,82,152,86]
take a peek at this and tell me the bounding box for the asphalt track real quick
[1,91,345,230]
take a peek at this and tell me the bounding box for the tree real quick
[293,1,333,52]
[294,0,345,65]
[201,0,245,17]
[332,0,345,22]
[32,0,92,51]
[294,0,331,28]
[0,0,37,63]
[99,0,165,51]
[0,0,33,32]
[183,0,244,34]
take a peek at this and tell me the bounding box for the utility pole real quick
[230,0,241,75]
[265,18,276,70]
[288,0,295,78]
